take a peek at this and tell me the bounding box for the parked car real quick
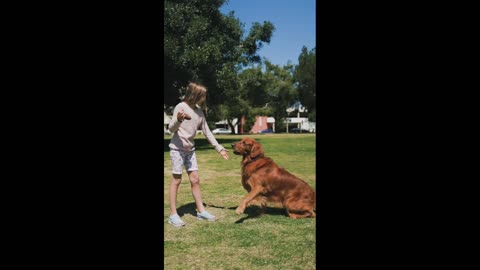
[259,129,273,134]
[290,128,310,133]
[212,128,232,134]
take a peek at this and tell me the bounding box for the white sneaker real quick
[168,214,186,227]
[197,210,216,221]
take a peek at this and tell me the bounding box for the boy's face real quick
[196,94,206,107]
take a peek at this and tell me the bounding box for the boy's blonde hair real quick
[183,82,207,109]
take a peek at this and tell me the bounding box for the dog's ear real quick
[250,142,264,159]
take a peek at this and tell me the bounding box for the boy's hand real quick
[177,110,191,122]
[219,149,229,160]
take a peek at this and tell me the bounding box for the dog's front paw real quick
[235,207,244,215]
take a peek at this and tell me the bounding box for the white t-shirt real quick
[168,102,225,152]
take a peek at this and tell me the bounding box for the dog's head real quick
[231,137,264,162]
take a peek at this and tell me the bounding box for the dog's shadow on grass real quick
[227,206,287,224]
[177,202,287,223]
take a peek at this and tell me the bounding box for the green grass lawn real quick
[164,134,316,270]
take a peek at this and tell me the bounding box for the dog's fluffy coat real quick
[232,137,316,219]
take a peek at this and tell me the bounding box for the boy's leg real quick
[187,170,206,213]
[169,149,185,216]
[189,170,216,221]
[169,174,182,215]
[183,151,205,212]
[168,173,186,227]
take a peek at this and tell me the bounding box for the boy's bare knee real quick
[172,174,182,185]
[189,175,200,185]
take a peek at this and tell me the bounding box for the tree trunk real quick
[227,119,236,135]
[238,115,245,134]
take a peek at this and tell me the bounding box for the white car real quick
[212,128,232,134]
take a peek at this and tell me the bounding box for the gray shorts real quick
[170,149,198,175]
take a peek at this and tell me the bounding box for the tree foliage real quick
[235,65,273,132]
[294,46,316,121]
[164,0,317,133]
[224,59,300,133]
[263,60,298,132]
[164,0,275,116]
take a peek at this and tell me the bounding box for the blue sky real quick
[220,0,316,67]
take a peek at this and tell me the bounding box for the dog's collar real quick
[244,154,264,165]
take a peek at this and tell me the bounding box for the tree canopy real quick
[164,0,274,112]
[164,0,316,133]
[294,46,316,121]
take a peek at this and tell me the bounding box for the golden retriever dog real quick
[231,137,316,219]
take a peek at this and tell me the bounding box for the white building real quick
[285,102,315,133]
[284,117,315,132]
[215,118,239,133]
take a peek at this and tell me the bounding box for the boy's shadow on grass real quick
[176,202,199,217]
[176,202,287,223]
[176,202,220,217]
